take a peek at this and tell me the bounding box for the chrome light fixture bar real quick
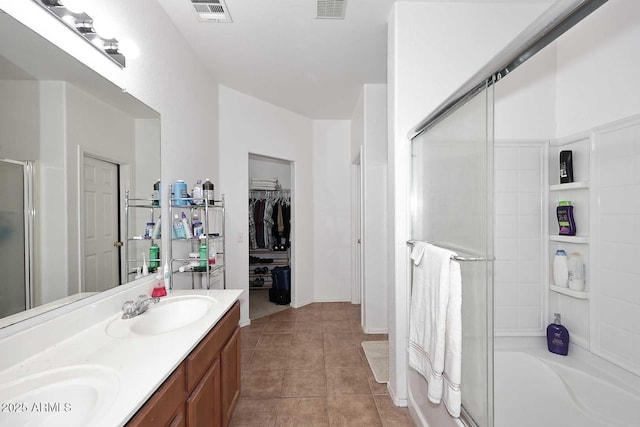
[32,0,126,68]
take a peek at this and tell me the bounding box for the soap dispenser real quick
[547,313,569,356]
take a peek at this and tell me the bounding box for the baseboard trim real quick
[363,327,388,334]
[388,383,408,407]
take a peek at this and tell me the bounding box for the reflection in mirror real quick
[0,11,160,328]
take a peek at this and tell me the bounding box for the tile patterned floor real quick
[232,302,415,426]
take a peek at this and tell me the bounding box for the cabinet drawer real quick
[127,364,187,426]
[186,302,240,392]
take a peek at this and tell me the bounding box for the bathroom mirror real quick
[0,11,160,328]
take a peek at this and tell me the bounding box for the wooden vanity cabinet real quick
[220,327,240,426]
[127,302,240,427]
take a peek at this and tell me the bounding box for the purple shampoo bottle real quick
[547,313,569,356]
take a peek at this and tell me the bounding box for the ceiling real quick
[156,0,396,119]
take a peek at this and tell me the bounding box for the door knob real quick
[357,239,361,244]
[114,241,124,247]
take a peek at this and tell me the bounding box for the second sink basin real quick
[106,295,217,338]
[0,365,119,427]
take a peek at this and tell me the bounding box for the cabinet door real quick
[186,358,221,427]
[220,327,240,426]
[127,365,187,426]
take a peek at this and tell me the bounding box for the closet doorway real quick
[248,154,293,320]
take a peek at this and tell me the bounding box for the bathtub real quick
[495,337,640,427]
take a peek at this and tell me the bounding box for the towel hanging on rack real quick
[408,241,462,417]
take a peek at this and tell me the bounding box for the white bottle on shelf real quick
[553,249,569,288]
[568,252,585,291]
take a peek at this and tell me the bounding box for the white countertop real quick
[0,288,242,427]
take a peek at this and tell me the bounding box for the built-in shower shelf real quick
[550,235,589,244]
[550,181,589,191]
[550,284,589,299]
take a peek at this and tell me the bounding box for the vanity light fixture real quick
[31,0,126,68]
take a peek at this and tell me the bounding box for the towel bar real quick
[406,240,495,262]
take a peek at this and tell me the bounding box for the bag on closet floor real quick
[269,266,291,305]
[269,288,290,305]
[271,266,291,291]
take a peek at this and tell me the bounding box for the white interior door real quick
[82,155,119,292]
[351,150,364,305]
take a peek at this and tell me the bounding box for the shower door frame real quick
[0,158,35,311]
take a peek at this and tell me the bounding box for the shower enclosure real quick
[408,84,495,427]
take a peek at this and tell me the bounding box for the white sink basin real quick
[0,365,119,427]
[106,295,217,338]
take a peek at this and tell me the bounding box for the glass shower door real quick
[410,83,494,427]
[0,159,32,318]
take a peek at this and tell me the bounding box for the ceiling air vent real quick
[191,0,232,23]
[317,0,347,19]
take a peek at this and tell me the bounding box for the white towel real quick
[443,260,461,417]
[251,178,279,184]
[408,242,462,418]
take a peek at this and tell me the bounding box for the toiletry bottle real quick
[553,249,569,288]
[559,151,574,184]
[193,221,204,238]
[151,273,167,297]
[199,239,208,268]
[152,179,161,206]
[547,313,569,356]
[149,243,160,269]
[174,180,188,206]
[209,242,217,265]
[144,222,155,239]
[193,180,203,205]
[568,252,585,291]
[181,212,194,239]
[203,179,215,205]
[142,253,149,276]
[152,216,162,239]
[163,258,171,291]
[173,214,186,239]
[556,201,576,236]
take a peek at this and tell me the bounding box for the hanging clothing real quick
[248,193,291,250]
[249,199,257,249]
[263,199,274,249]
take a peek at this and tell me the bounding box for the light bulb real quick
[92,18,116,40]
[118,39,140,60]
[91,38,104,49]
[61,0,84,14]
[61,15,76,26]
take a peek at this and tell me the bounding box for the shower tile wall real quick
[494,143,545,334]
[593,121,640,374]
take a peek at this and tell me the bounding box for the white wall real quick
[351,90,365,163]
[312,121,352,302]
[387,0,553,406]
[37,82,67,306]
[0,81,39,161]
[353,84,389,333]
[494,43,557,140]
[555,0,640,137]
[218,85,314,326]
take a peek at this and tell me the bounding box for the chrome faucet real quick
[121,295,160,319]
